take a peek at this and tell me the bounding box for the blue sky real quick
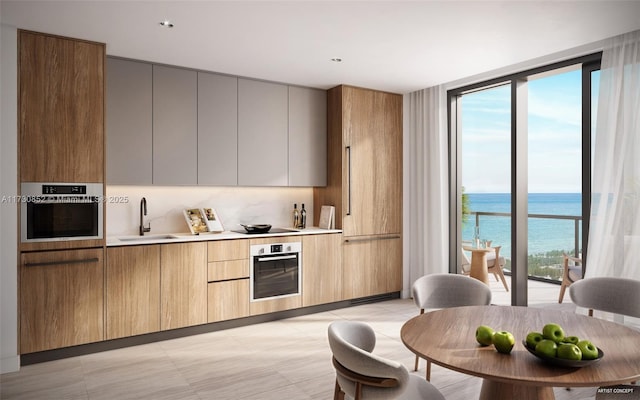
[461,68,597,193]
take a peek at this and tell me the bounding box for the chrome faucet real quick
[139,197,151,236]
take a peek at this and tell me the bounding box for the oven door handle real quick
[257,255,297,262]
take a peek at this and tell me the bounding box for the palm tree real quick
[462,186,470,226]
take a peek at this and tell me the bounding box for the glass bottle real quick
[293,203,300,229]
[300,203,307,229]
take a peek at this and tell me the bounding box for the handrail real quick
[469,211,582,258]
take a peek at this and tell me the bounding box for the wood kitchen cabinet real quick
[207,239,250,322]
[288,86,327,187]
[106,245,160,339]
[161,242,207,330]
[302,233,343,306]
[237,78,289,186]
[20,248,104,354]
[153,65,198,185]
[342,236,402,299]
[314,85,403,299]
[106,57,153,185]
[198,72,239,185]
[19,30,105,183]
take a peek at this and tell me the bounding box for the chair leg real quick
[426,360,432,381]
[334,379,344,400]
[497,269,509,292]
[354,382,362,400]
[414,354,420,371]
[558,283,567,303]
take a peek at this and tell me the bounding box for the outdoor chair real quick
[461,244,509,291]
[558,254,582,303]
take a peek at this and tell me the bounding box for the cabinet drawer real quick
[208,239,249,262]
[208,279,250,322]
[208,259,249,282]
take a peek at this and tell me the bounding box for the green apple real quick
[561,335,580,345]
[557,343,582,360]
[542,323,565,343]
[577,340,599,360]
[535,339,558,358]
[492,331,515,354]
[525,331,544,349]
[475,325,495,346]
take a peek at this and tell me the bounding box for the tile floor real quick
[0,279,615,399]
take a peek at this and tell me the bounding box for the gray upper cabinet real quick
[197,72,238,186]
[153,65,198,185]
[288,86,327,186]
[106,58,153,185]
[237,79,289,186]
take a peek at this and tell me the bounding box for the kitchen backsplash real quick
[106,186,313,236]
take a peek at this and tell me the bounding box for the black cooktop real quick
[231,228,299,235]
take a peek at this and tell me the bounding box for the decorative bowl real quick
[522,340,604,368]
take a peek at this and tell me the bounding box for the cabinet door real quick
[106,245,160,339]
[20,248,104,353]
[106,58,153,185]
[208,279,250,322]
[198,72,238,185]
[342,236,402,299]
[302,234,342,306]
[342,87,402,236]
[160,242,207,330]
[238,78,288,186]
[153,65,198,185]
[19,31,104,183]
[288,86,327,186]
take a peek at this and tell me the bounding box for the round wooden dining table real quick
[401,305,640,400]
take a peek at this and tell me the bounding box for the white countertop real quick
[107,227,342,246]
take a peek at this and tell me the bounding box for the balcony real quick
[464,210,582,282]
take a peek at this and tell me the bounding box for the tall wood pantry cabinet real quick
[18,30,107,354]
[314,85,403,299]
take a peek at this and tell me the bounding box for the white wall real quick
[1,23,19,374]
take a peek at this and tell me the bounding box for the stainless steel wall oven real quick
[21,182,103,243]
[250,241,301,301]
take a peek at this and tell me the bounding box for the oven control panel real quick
[250,242,301,256]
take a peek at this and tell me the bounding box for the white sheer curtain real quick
[406,85,449,287]
[587,30,640,280]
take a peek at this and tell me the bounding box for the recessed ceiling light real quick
[331,58,343,63]
[160,20,174,28]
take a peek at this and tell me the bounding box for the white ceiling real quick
[3,1,640,94]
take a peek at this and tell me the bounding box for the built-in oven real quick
[250,241,301,301]
[21,182,103,243]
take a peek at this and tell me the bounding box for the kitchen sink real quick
[118,234,178,242]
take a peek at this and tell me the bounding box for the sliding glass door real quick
[450,55,601,306]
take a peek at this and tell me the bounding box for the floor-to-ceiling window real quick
[449,54,601,305]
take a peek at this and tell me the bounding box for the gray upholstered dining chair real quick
[569,277,640,319]
[412,273,492,380]
[328,321,445,400]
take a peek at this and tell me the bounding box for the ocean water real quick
[462,193,582,259]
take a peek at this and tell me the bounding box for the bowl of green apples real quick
[523,323,603,368]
